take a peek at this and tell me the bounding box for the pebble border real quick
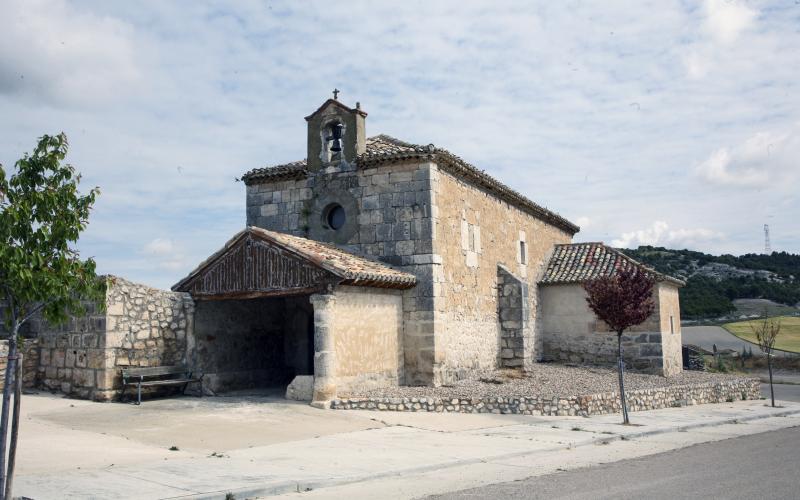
[331,377,761,417]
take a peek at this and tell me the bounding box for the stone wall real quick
[37,296,110,399]
[539,283,680,376]
[36,276,194,401]
[245,159,440,386]
[432,167,573,383]
[192,297,293,393]
[331,286,403,394]
[331,377,761,416]
[497,265,528,368]
[245,156,579,387]
[0,339,40,391]
[657,283,682,376]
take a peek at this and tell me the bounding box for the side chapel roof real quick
[540,242,685,286]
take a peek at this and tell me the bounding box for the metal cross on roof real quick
[332,88,340,100]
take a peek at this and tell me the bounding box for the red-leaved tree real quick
[583,267,655,424]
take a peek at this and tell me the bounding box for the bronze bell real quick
[328,123,343,152]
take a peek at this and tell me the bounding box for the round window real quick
[324,204,346,230]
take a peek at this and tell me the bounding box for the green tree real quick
[0,134,103,499]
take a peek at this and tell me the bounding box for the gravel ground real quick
[343,364,753,400]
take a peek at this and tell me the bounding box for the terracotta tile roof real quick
[173,227,417,291]
[540,242,685,286]
[240,160,308,183]
[239,136,414,184]
[242,135,578,234]
[251,227,416,289]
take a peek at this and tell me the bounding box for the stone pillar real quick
[497,265,529,369]
[310,293,337,407]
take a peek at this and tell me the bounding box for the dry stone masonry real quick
[34,276,194,401]
[0,339,40,391]
[331,377,761,416]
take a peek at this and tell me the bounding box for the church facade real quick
[25,97,684,404]
[169,97,683,404]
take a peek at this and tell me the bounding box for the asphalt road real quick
[682,325,765,355]
[430,426,800,500]
[763,383,800,403]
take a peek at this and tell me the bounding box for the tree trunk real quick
[617,331,630,424]
[767,352,775,408]
[4,353,22,500]
[0,323,19,499]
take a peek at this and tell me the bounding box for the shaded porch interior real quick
[193,295,314,394]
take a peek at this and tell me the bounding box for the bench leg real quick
[137,381,142,405]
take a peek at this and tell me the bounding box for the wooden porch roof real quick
[172,227,416,299]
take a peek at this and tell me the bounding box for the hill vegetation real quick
[619,247,800,320]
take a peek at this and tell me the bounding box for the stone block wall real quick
[245,160,441,386]
[433,167,573,383]
[37,297,110,399]
[539,283,679,376]
[103,277,194,400]
[0,339,40,391]
[497,265,529,368]
[246,156,581,387]
[35,276,194,401]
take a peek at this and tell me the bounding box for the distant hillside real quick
[619,246,800,320]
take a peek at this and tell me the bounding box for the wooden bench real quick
[121,366,202,405]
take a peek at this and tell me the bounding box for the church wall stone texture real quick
[539,282,682,376]
[432,166,573,383]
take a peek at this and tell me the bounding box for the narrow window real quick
[670,315,674,334]
[520,241,526,265]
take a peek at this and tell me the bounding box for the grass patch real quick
[722,316,800,353]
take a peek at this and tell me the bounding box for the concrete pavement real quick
[13,392,800,499]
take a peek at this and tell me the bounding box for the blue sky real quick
[1,0,798,289]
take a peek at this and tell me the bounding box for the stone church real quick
[26,96,684,404]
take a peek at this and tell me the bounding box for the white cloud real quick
[704,0,757,45]
[612,221,724,250]
[682,0,760,80]
[143,238,175,256]
[695,125,800,188]
[575,216,591,230]
[0,0,141,106]
[141,238,192,274]
[0,2,797,287]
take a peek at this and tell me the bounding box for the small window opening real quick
[323,203,346,230]
[670,315,675,335]
[520,241,526,265]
